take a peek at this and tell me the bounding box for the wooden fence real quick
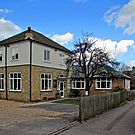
[79,90,135,122]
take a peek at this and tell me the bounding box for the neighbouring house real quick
[0,27,72,102]
[71,65,131,96]
[124,66,135,90]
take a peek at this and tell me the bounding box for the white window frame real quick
[96,77,112,89]
[40,73,52,91]
[72,79,85,89]
[0,50,3,62]
[11,47,19,61]
[0,73,4,91]
[44,50,50,62]
[9,72,22,91]
[59,53,65,65]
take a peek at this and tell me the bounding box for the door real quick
[59,81,64,98]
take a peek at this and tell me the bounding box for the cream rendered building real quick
[0,27,72,102]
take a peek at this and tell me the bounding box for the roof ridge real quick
[0,27,72,54]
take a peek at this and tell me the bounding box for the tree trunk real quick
[85,79,90,95]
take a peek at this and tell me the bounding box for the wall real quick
[7,41,30,66]
[0,65,30,102]
[0,46,5,67]
[32,42,69,69]
[31,65,70,101]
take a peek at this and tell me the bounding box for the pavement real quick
[60,100,135,135]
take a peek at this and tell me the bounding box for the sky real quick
[0,0,135,67]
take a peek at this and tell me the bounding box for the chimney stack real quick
[28,27,31,32]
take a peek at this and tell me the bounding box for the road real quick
[60,100,135,135]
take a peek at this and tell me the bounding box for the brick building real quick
[124,66,135,90]
[71,65,131,96]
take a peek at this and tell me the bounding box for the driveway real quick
[25,102,79,113]
[0,100,79,135]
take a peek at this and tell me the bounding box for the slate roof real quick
[71,65,131,79]
[0,27,72,54]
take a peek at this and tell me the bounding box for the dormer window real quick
[11,47,19,61]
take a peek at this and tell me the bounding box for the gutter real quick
[4,45,8,100]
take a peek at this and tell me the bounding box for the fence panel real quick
[79,90,135,122]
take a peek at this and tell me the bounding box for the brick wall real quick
[0,65,30,102]
[31,65,70,101]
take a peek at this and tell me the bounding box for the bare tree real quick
[114,62,130,73]
[67,34,118,95]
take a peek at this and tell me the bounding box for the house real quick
[0,27,72,102]
[124,66,135,90]
[71,65,130,96]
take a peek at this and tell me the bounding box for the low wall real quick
[79,90,135,121]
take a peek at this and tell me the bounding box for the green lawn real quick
[53,98,80,105]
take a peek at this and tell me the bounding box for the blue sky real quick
[0,0,135,67]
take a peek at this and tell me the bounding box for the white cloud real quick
[104,0,135,35]
[51,32,73,45]
[0,18,21,39]
[0,8,12,14]
[129,60,135,67]
[91,37,134,58]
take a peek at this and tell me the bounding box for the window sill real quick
[9,90,22,92]
[72,88,85,89]
[43,60,51,64]
[59,64,65,66]
[0,90,4,92]
[11,59,19,62]
[96,88,112,90]
[41,90,52,92]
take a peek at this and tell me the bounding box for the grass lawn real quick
[53,98,80,105]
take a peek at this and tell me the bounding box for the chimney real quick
[28,27,31,32]
[132,66,135,71]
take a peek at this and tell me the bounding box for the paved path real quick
[60,100,135,135]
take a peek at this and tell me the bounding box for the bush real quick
[113,85,126,92]
[70,89,80,97]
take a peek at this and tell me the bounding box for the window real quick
[44,50,50,61]
[72,79,85,89]
[0,73,4,90]
[41,73,52,91]
[10,73,21,91]
[96,77,112,89]
[11,47,19,60]
[59,53,65,65]
[0,50,2,62]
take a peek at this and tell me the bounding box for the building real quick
[71,65,130,96]
[0,27,72,102]
[124,66,135,90]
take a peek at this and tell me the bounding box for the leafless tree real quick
[67,34,118,95]
[114,63,130,73]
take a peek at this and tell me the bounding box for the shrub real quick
[70,89,80,97]
[113,85,126,92]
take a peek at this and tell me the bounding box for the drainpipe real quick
[4,45,8,100]
[29,39,32,102]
